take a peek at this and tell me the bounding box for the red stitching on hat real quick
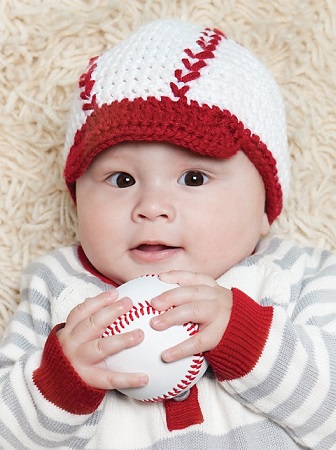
[170,28,225,99]
[78,56,98,112]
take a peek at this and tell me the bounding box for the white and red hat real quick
[64,19,289,223]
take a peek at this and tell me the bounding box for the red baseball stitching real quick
[170,27,225,98]
[79,55,98,112]
[102,299,205,402]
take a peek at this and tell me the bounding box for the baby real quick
[0,19,335,450]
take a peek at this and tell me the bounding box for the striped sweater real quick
[0,237,335,449]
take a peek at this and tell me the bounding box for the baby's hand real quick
[57,291,148,390]
[150,271,232,362]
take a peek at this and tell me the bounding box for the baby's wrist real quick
[33,324,106,414]
[205,288,273,381]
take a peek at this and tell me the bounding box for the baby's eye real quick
[107,172,135,188]
[178,171,209,186]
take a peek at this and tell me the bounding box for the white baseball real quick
[102,274,208,402]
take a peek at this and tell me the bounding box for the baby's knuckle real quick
[115,332,130,350]
[75,344,87,361]
[191,301,203,317]
[73,300,89,317]
[79,298,91,309]
[194,272,206,283]
[94,337,105,356]
[105,372,118,390]
[106,372,131,390]
[125,374,137,388]
[190,335,203,354]
[122,331,139,349]
[190,285,201,300]
[86,314,100,331]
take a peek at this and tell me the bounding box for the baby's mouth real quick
[130,243,181,262]
[135,244,177,252]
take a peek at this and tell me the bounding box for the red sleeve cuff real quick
[33,324,106,415]
[205,288,273,381]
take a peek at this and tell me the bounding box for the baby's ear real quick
[260,212,271,237]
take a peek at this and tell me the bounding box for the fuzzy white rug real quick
[1,0,335,337]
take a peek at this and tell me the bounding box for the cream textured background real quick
[1,0,335,338]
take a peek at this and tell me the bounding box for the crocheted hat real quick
[63,19,289,223]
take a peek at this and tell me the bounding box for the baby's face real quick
[76,142,270,284]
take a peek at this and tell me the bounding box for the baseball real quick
[102,274,208,402]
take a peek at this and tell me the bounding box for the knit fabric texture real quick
[1,236,336,448]
[63,19,289,224]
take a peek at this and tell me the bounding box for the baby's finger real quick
[66,290,119,329]
[82,366,149,391]
[70,296,133,342]
[160,331,209,363]
[151,283,218,312]
[151,292,218,331]
[77,328,145,365]
[159,270,217,288]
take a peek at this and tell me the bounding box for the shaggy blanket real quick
[1,0,335,337]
